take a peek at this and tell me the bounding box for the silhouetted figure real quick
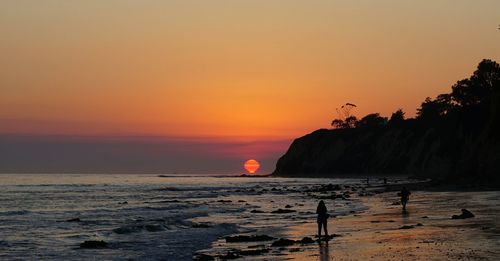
[316,200,329,239]
[383,177,387,184]
[366,177,370,186]
[400,187,411,212]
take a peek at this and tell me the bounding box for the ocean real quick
[0,174,366,260]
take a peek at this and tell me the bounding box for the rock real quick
[416,223,423,226]
[285,205,293,208]
[66,218,81,222]
[451,209,475,219]
[145,224,164,232]
[298,237,315,244]
[113,225,143,234]
[217,252,240,259]
[421,216,429,218]
[399,225,415,229]
[237,249,270,255]
[217,200,232,203]
[247,244,266,248]
[118,201,128,204]
[271,238,296,247]
[250,210,264,213]
[192,223,212,228]
[271,209,296,214]
[325,184,342,191]
[193,254,214,261]
[238,200,246,203]
[80,240,108,249]
[225,235,274,243]
[316,194,337,200]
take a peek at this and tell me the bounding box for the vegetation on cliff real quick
[274,60,500,185]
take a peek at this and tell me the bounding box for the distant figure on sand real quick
[400,187,411,212]
[316,200,329,239]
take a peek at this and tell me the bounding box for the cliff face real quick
[273,113,500,185]
[273,59,500,185]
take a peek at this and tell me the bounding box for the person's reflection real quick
[318,240,330,261]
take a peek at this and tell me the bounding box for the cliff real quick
[273,117,500,185]
[274,59,500,186]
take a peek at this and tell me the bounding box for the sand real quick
[283,190,500,260]
[194,181,500,261]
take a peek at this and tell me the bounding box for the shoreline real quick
[194,180,500,260]
[285,188,500,260]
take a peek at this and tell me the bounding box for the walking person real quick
[400,186,411,212]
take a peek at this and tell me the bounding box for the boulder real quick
[145,224,164,232]
[193,254,214,261]
[225,235,274,243]
[271,209,296,214]
[80,240,108,249]
[298,237,315,244]
[271,238,296,247]
[451,209,475,219]
[237,248,270,255]
[399,225,415,229]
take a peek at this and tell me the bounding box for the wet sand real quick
[284,190,500,260]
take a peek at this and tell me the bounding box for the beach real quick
[285,189,500,260]
[195,182,500,261]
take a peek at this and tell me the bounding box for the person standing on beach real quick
[316,200,329,239]
[400,187,411,212]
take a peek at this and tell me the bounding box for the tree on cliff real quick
[356,113,388,129]
[331,103,358,129]
[416,59,500,124]
[451,59,500,108]
[388,109,405,126]
[416,94,452,123]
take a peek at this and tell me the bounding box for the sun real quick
[244,159,260,174]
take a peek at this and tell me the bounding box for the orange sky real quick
[1,1,499,158]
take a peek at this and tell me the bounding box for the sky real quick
[1,1,499,174]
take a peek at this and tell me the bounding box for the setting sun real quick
[244,159,260,174]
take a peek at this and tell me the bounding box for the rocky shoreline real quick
[193,180,500,260]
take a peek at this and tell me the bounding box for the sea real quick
[0,174,367,260]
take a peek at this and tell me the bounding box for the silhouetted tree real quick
[356,113,387,129]
[388,109,405,126]
[344,116,358,129]
[451,59,500,107]
[331,119,344,129]
[417,98,442,123]
[331,103,358,129]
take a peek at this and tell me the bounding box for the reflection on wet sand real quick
[318,241,330,261]
[286,190,500,260]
